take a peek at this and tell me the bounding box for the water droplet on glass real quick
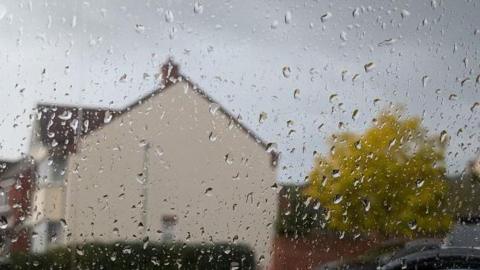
[416,179,425,188]
[461,77,470,87]
[76,248,84,256]
[332,169,341,178]
[354,140,362,150]
[340,31,347,41]
[419,76,429,88]
[408,220,417,230]
[293,89,300,99]
[378,38,397,47]
[0,216,7,229]
[329,94,338,103]
[266,142,277,153]
[258,112,268,124]
[448,94,457,101]
[209,103,220,115]
[270,20,279,29]
[135,24,145,33]
[71,15,77,28]
[362,199,371,212]
[58,111,72,120]
[400,9,411,19]
[471,102,479,112]
[333,194,343,204]
[0,5,7,21]
[364,62,375,72]
[193,0,204,14]
[69,119,79,131]
[224,153,233,165]
[282,66,291,78]
[320,12,332,22]
[208,131,217,142]
[440,130,448,143]
[51,140,58,147]
[352,8,360,18]
[104,111,113,123]
[204,187,213,196]
[284,11,292,24]
[164,10,174,23]
[352,109,359,120]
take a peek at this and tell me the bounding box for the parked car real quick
[317,239,480,270]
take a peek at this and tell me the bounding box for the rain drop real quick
[378,38,396,47]
[416,179,425,188]
[352,109,359,120]
[320,12,332,22]
[364,62,375,72]
[135,24,145,33]
[333,194,343,204]
[266,142,277,153]
[293,89,300,99]
[164,10,174,23]
[471,102,479,112]
[58,111,72,120]
[440,130,448,143]
[224,153,233,165]
[0,5,6,21]
[362,199,371,212]
[258,112,268,124]
[282,66,291,78]
[408,220,417,230]
[284,11,292,24]
[332,169,341,178]
[401,9,411,19]
[104,111,113,124]
[193,0,203,14]
[422,76,429,88]
[208,131,217,142]
[270,20,279,29]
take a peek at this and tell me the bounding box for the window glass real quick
[0,1,479,269]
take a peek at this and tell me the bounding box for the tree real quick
[304,110,452,238]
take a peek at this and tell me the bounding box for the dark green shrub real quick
[4,242,255,270]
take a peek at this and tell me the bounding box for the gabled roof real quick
[33,59,279,166]
[33,104,119,156]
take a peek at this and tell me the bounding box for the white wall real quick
[64,81,277,268]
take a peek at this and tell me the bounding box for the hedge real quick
[4,242,255,270]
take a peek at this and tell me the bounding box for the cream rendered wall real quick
[64,81,277,268]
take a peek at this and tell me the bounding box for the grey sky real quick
[0,0,479,183]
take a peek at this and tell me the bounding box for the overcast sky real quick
[0,0,479,183]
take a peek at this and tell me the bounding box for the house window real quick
[161,215,177,242]
[37,157,67,185]
[47,221,62,244]
[0,190,7,207]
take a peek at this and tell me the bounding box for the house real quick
[27,103,113,252]
[0,158,34,258]
[27,60,278,268]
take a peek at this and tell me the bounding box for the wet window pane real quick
[0,0,479,269]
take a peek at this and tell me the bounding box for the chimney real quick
[160,59,180,88]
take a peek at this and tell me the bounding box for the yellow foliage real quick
[304,110,452,238]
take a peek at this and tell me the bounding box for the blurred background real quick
[0,0,479,269]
